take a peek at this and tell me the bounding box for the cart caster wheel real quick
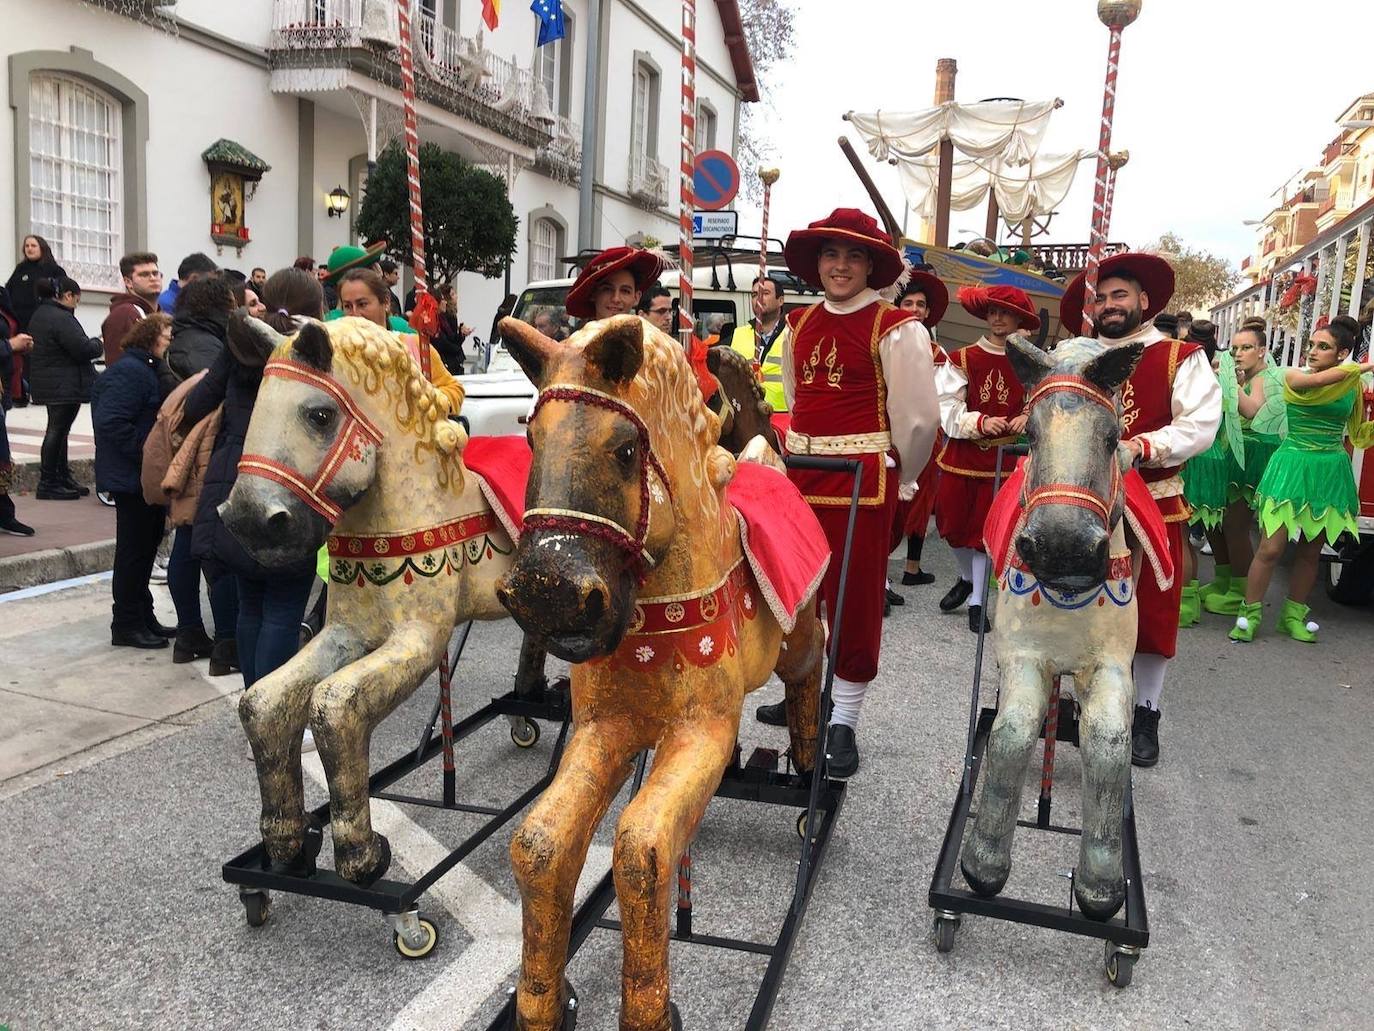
[394,917,439,959]
[933,914,960,953]
[240,890,270,928]
[510,718,540,748]
[1104,941,1137,987]
[796,811,811,839]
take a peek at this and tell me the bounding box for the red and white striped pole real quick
[1101,150,1129,240]
[1080,1,1141,335]
[397,0,430,374]
[677,0,697,345]
[757,167,779,286]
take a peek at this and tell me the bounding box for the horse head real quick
[495,314,729,663]
[705,344,780,454]
[221,315,461,568]
[1007,335,1143,592]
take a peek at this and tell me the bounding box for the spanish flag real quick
[482,0,500,29]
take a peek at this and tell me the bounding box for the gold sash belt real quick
[785,429,892,455]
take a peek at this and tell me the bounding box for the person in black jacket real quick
[4,234,64,405]
[0,286,35,535]
[168,274,233,381]
[183,269,321,686]
[91,312,176,649]
[28,276,102,499]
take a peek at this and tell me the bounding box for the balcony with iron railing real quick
[628,152,669,209]
[268,0,553,147]
[533,114,582,180]
[1028,241,1129,274]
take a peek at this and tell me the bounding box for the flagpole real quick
[678,0,697,346]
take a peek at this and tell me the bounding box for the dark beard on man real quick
[1096,304,1143,340]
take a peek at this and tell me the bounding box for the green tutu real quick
[1227,430,1281,509]
[1183,436,1233,528]
[1254,389,1359,543]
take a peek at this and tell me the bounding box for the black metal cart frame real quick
[222,621,573,958]
[926,444,1150,987]
[484,454,863,1030]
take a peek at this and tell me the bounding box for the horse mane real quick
[308,319,467,489]
[711,344,768,406]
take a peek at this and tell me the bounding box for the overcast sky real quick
[736,0,1374,269]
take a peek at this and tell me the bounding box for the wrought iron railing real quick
[628,153,669,208]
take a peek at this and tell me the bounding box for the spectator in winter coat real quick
[4,234,64,405]
[91,312,176,650]
[183,268,320,687]
[0,286,35,535]
[101,252,163,366]
[157,251,218,317]
[168,274,233,381]
[433,283,471,375]
[27,276,102,499]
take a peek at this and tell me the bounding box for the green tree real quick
[1143,231,1240,313]
[736,0,796,205]
[355,141,518,284]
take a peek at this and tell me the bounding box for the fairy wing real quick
[1218,350,1245,466]
[1251,364,1289,438]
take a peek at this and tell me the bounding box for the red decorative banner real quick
[329,510,499,558]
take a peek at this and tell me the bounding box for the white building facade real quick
[3,0,755,333]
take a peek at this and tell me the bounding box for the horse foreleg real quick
[512,722,635,1031]
[238,624,364,866]
[310,621,447,884]
[615,719,736,1031]
[775,603,824,774]
[514,633,550,701]
[961,656,1050,897]
[1075,661,1133,920]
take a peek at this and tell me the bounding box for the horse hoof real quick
[960,854,1009,898]
[262,816,324,877]
[338,832,392,886]
[506,979,578,1030]
[1074,877,1126,921]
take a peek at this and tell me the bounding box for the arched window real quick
[530,216,562,282]
[29,73,123,288]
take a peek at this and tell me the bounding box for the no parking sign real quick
[693,150,740,211]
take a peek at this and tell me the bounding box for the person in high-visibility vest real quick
[729,274,788,415]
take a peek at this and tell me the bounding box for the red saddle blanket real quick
[463,436,828,632]
[983,458,1174,590]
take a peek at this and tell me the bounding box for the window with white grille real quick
[632,64,656,160]
[696,103,717,154]
[29,73,122,289]
[531,217,560,282]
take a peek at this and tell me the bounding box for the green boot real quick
[1204,575,1248,615]
[1228,601,1263,643]
[1196,563,1232,608]
[1278,598,1319,643]
[1178,581,1201,627]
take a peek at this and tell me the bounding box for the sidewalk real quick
[5,402,96,492]
[0,492,116,591]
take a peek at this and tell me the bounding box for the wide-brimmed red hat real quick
[565,247,666,319]
[957,285,1041,332]
[898,270,949,327]
[1059,252,1175,336]
[784,208,905,292]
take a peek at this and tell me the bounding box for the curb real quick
[10,457,96,494]
[0,537,116,592]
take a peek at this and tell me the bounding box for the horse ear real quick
[227,312,284,369]
[293,321,334,372]
[583,315,644,386]
[1083,340,1144,394]
[499,316,558,388]
[1006,333,1054,390]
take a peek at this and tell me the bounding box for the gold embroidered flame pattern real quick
[978,368,1009,407]
[1119,380,1140,435]
[800,337,844,390]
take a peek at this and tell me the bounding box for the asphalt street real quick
[1,545,1371,1031]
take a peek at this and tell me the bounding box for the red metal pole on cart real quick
[1080,1,1142,335]
[397,0,431,380]
[1102,150,1130,241]
[677,0,697,346]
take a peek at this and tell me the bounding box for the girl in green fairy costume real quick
[1231,316,1374,642]
[1197,322,1288,618]
[1178,320,1226,625]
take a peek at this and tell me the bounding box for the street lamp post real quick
[1080,0,1142,335]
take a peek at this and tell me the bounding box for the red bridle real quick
[1021,374,1122,530]
[237,358,383,523]
[522,383,673,581]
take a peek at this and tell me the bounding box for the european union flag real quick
[532,0,565,45]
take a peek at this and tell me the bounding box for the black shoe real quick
[885,586,905,607]
[1131,705,1160,768]
[968,605,992,633]
[61,476,90,497]
[939,578,973,612]
[112,628,169,649]
[35,482,80,500]
[208,638,240,677]
[755,700,787,727]
[173,626,215,663]
[146,617,176,639]
[0,497,35,536]
[902,570,936,586]
[825,724,859,779]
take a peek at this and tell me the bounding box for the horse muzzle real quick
[220,477,332,568]
[496,531,634,663]
[1016,509,1110,592]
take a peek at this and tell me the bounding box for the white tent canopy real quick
[895,150,1088,224]
[845,100,1060,165]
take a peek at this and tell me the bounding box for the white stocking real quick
[953,547,975,584]
[829,677,868,729]
[970,551,990,606]
[1133,653,1168,710]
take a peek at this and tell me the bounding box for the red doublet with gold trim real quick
[934,344,1025,552]
[784,298,916,683]
[1119,336,1202,659]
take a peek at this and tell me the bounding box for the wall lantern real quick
[327,185,352,218]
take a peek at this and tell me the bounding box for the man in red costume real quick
[753,209,939,777]
[1060,253,1221,767]
[933,285,1041,633]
